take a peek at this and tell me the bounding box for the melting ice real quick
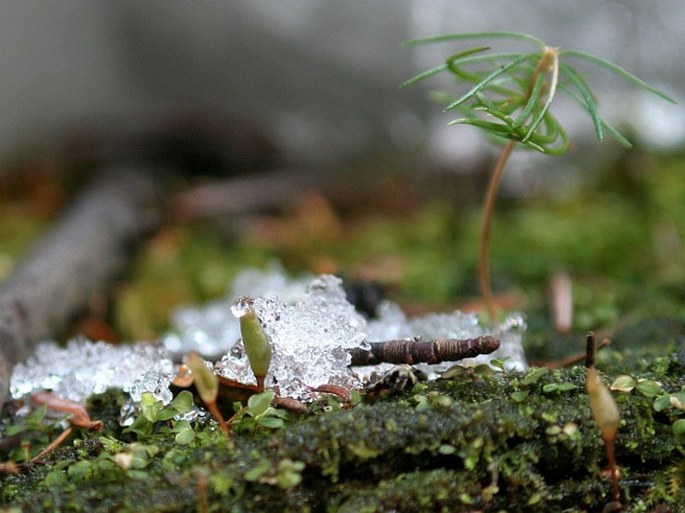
[214,266,526,400]
[10,338,175,404]
[10,262,527,405]
[216,275,369,400]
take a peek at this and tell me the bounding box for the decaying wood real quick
[348,336,500,366]
[0,167,167,406]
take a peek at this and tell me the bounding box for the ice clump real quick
[216,275,369,400]
[187,263,526,399]
[9,263,526,409]
[161,261,312,359]
[10,338,175,404]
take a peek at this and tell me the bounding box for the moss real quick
[1,349,684,512]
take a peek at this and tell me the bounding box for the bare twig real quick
[532,337,611,369]
[349,336,500,366]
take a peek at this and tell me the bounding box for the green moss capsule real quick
[232,296,272,391]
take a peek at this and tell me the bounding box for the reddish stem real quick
[605,434,621,504]
[479,139,516,320]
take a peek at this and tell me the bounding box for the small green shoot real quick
[3,405,58,462]
[124,390,194,440]
[405,31,675,319]
[229,390,288,435]
[613,375,685,441]
[187,352,230,436]
[232,296,272,391]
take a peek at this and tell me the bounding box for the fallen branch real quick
[0,167,168,407]
[348,336,500,366]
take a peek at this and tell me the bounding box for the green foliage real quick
[124,391,194,441]
[231,390,289,434]
[1,355,684,512]
[404,31,675,154]
[244,457,305,489]
[2,405,68,463]
[612,372,685,443]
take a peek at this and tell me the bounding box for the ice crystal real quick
[216,275,366,399]
[161,261,312,358]
[10,338,175,403]
[216,275,368,400]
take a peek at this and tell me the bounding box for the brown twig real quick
[31,390,102,430]
[532,337,611,369]
[349,336,500,366]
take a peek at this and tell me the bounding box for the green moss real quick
[1,349,684,511]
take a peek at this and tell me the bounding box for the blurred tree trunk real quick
[0,167,167,405]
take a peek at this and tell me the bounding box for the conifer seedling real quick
[404,31,675,319]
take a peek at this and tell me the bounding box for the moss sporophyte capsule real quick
[231,296,272,391]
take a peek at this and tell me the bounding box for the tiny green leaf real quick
[244,459,270,482]
[406,31,546,51]
[561,49,676,104]
[248,390,276,418]
[140,392,164,423]
[672,419,685,438]
[438,444,456,455]
[522,367,548,385]
[174,426,196,445]
[610,375,637,393]
[276,459,305,489]
[170,390,194,415]
[510,390,529,402]
[445,53,534,111]
[653,394,671,412]
[257,416,285,429]
[636,379,664,398]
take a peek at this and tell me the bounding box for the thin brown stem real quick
[605,433,621,504]
[206,401,230,437]
[585,331,596,369]
[479,139,516,320]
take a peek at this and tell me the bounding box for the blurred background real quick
[0,0,683,170]
[0,0,684,344]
